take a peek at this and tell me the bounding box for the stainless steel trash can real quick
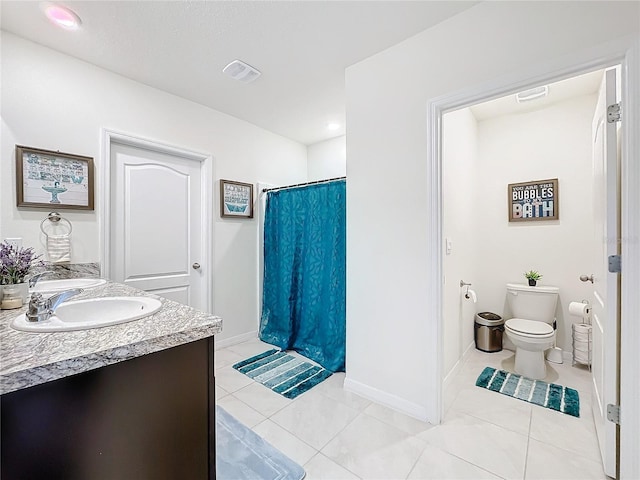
[474,312,504,353]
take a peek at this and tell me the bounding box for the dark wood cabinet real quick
[1,337,216,480]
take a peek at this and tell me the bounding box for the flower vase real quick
[528,279,537,287]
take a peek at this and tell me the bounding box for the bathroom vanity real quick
[0,281,222,479]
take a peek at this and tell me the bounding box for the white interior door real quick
[591,68,619,478]
[110,141,205,310]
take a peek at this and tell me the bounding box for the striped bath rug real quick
[233,349,332,399]
[476,366,580,417]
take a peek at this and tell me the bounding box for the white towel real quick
[47,234,71,263]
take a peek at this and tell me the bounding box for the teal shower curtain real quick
[259,180,346,372]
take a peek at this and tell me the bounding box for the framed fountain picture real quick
[16,145,94,210]
[220,179,254,218]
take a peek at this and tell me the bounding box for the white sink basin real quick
[30,278,107,294]
[11,296,162,332]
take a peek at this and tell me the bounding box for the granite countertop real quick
[0,281,222,395]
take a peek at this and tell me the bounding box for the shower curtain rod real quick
[262,176,346,193]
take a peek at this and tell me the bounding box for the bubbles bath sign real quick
[508,178,558,222]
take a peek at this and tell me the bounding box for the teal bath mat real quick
[216,406,305,480]
[476,367,580,417]
[233,349,332,399]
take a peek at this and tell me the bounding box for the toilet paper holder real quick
[569,300,592,324]
[460,280,472,299]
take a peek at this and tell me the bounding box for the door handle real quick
[192,263,201,270]
[580,274,594,283]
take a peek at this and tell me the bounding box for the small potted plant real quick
[0,241,44,308]
[524,270,542,287]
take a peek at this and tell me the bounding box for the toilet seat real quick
[505,318,554,338]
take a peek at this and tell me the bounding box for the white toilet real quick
[504,283,559,380]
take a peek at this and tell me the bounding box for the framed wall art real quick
[220,179,254,218]
[508,178,558,222]
[16,145,94,210]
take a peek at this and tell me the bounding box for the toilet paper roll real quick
[569,301,591,318]
[573,323,592,334]
[465,289,477,303]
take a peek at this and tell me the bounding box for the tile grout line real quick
[302,405,363,479]
[418,437,510,480]
[260,391,318,452]
[523,406,533,480]
[448,451,508,480]
[403,445,424,480]
[302,452,364,480]
[458,408,530,437]
[316,408,363,452]
[321,384,370,405]
[256,388,361,455]
[219,392,267,427]
[235,379,296,418]
[528,430,605,466]
[250,416,321,465]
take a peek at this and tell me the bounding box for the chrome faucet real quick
[28,271,54,288]
[26,289,83,323]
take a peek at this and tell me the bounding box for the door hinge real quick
[607,404,621,425]
[607,103,621,123]
[608,255,621,273]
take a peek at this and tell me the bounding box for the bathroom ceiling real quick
[0,1,478,146]
[469,69,605,121]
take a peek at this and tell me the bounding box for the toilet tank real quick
[506,283,559,323]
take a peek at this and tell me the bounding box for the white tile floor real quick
[215,339,604,479]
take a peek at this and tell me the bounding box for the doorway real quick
[101,130,213,313]
[441,67,619,477]
[419,37,640,479]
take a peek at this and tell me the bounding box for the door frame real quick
[425,36,640,477]
[100,129,215,314]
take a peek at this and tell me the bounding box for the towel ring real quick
[40,212,73,236]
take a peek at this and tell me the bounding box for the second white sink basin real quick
[31,278,107,294]
[11,296,162,333]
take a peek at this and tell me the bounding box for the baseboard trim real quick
[215,330,258,350]
[442,358,462,388]
[443,341,475,387]
[343,377,428,422]
[462,341,475,360]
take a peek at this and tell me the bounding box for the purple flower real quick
[0,242,45,285]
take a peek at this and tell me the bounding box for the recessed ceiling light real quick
[327,123,340,131]
[43,3,82,31]
[515,86,549,103]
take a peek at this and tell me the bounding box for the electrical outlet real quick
[4,238,22,249]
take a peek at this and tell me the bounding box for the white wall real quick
[474,95,598,354]
[307,135,346,181]
[442,108,478,377]
[0,33,308,343]
[345,1,639,420]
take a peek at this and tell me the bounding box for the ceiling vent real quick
[515,85,549,103]
[222,60,261,84]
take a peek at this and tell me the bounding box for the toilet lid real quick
[506,318,554,336]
